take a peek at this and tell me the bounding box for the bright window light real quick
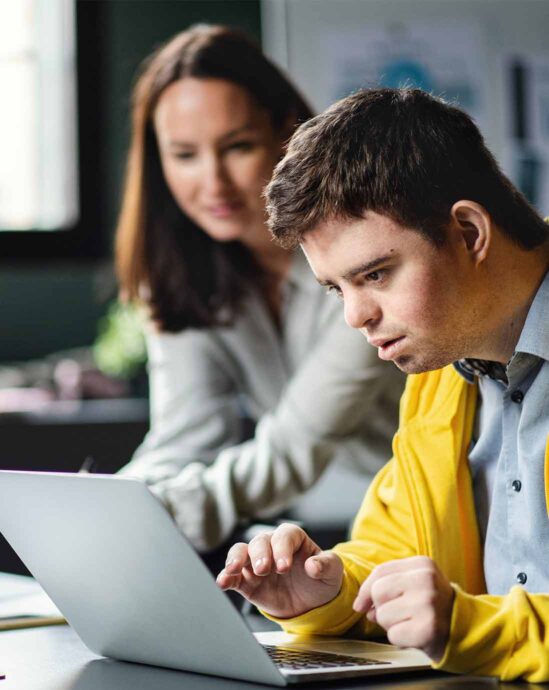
[0,0,78,231]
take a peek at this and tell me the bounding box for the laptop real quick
[0,471,431,685]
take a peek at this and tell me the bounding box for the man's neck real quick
[472,242,549,364]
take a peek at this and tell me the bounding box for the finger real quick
[224,542,251,574]
[385,600,451,662]
[216,565,259,596]
[353,577,374,613]
[384,613,440,656]
[304,551,343,586]
[247,531,275,576]
[370,556,434,581]
[271,523,320,573]
[216,568,243,591]
[373,595,413,632]
[374,566,443,608]
[353,557,433,612]
[354,566,413,613]
[385,619,416,649]
[367,570,407,610]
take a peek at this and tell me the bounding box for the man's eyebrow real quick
[341,254,394,281]
[315,254,395,287]
[316,252,395,287]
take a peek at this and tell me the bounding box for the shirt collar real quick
[514,269,549,362]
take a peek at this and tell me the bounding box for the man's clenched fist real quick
[353,556,455,662]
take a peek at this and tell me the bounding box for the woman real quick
[116,24,404,552]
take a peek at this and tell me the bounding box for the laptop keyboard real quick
[263,645,391,671]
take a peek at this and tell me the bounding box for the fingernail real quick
[313,558,323,573]
[277,558,287,571]
[225,558,234,567]
[255,557,266,570]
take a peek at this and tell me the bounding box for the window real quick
[0,0,78,231]
[0,0,107,259]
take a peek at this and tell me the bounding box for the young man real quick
[216,88,549,681]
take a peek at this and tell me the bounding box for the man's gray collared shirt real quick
[455,270,549,595]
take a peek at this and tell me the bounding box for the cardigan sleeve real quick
[433,585,549,682]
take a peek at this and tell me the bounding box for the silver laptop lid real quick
[0,471,284,686]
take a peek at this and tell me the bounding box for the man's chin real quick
[393,354,452,375]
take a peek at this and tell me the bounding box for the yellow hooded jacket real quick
[271,365,549,682]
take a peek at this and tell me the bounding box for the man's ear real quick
[450,200,492,265]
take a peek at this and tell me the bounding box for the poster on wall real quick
[503,53,549,215]
[325,20,490,137]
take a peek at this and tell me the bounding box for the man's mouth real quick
[371,336,405,360]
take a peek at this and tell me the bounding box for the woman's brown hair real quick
[115,24,313,332]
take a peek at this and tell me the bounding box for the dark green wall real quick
[0,0,260,362]
[0,265,111,361]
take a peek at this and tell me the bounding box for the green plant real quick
[93,301,147,379]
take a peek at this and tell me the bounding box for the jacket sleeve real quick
[119,310,404,552]
[434,585,549,682]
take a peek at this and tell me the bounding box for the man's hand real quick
[216,523,343,619]
[353,556,454,662]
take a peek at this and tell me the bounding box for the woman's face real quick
[153,77,285,251]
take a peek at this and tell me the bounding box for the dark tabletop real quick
[2,622,539,690]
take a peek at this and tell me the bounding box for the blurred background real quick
[0,0,548,571]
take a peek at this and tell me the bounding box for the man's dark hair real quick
[266,87,547,249]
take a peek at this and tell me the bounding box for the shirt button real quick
[511,479,522,492]
[516,572,527,585]
[511,390,524,403]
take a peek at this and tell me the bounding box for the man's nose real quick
[343,291,380,330]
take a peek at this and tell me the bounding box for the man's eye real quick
[365,269,386,283]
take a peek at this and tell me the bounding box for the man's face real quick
[301,212,479,374]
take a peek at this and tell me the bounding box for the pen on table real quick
[79,456,97,474]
